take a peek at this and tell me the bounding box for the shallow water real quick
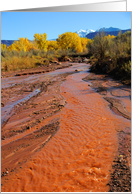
[1,63,87,89]
[1,88,40,127]
[1,64,122,192]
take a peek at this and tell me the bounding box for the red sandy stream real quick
[2,65,123,192]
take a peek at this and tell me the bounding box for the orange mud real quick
[1,64,131,192]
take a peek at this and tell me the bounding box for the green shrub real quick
[87,32,109,60]
[120,60,131,77]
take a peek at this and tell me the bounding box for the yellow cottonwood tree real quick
[1,44,7,51]
[47,40,59,51]
[80,37,89,52]
[34,33,48,51]
[57,32,83,53]
[7,38,36,52]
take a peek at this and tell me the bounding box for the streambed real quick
[1,62,131,192]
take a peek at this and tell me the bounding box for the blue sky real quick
[1,12,131,40]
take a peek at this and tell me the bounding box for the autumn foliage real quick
[1,30,131,82]
[57,32,83,52]
[47,40,59,51]
[3,32,94,54]
[80,37,92,52]
[1,32,100,54]
[34,33,48,51]
[1,44,7,51]
[7,38,36,52]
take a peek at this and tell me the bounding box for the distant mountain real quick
[96,27,121,32]
[1,27,131,47]
[75,29,95,37]
[1,39,34,47]
[76,27,131,39]
[1,40,16,47]
[86,29,131,39]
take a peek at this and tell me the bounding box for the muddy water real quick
[1,88,40,127]
[1,64,120,192]
[1,62,79,89]
[1,63,87,129]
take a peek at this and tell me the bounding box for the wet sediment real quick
[1,63,131,192]
[1,66,73,180]
[83,72,131,192]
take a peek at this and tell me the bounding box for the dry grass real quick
[1,56,36,71]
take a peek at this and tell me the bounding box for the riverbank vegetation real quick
[87,31,131,84]
[1,31,131,84]
[1,32,91,71]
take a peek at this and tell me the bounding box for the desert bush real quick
[110,31,131,58]
[88,31,131,83]
[120,60,131,78]
[87,31,131,60]
[87,32,109,60]
[19,50,30,58]
[1,49,19,58]
[30,49,40,56]
[1,56,36,71]
[55,49,69,58]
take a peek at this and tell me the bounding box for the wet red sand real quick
[1,63,131,192]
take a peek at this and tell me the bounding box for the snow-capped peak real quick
[76,29,95,37]
[77,29,86,32]
[86,29,95,33]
